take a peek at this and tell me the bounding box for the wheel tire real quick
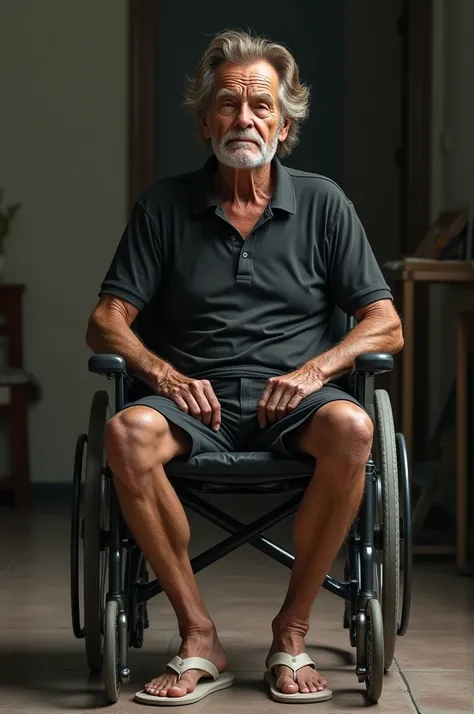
[83,390,109,674]
[365,598,384,703]
[396,432,413,637]
[103,599,121,703]
[70,433,87,639]
[372,390,400,671]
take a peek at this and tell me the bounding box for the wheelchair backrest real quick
[329,306,355,345]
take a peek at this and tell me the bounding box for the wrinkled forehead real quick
[212,60,280,100]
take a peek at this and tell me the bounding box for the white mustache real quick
[224,131,263,148]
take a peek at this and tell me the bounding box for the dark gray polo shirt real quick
[99,155,392,379]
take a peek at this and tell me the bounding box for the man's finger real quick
[189,381,215,426]
[257,381,276,428]
[273,387,298,421]
[169,391,189,413]
[286,388,306,413]
[265,384,287,425]
[192,390,213,426]
[202,382,222,431]
[181,391,202,420]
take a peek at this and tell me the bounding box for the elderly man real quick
[87,29,403,706]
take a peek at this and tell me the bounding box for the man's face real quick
[202,60,290,169]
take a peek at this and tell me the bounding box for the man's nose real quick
[233,103,254,129]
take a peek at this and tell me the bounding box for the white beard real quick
[211,127,280,169]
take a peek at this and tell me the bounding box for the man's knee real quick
[104,406,180,486]
[303,401,373,471]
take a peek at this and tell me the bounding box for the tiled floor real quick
[0,499,473,713]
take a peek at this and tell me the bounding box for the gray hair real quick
[184,29,311,158]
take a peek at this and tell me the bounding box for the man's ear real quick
[278,115,291,143]
[201,113,211,140]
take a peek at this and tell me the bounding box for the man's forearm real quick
[305,304,404,385]
[86,312,170,390]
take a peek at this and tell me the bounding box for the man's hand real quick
[257,365,324,428]
[156,367,221,431]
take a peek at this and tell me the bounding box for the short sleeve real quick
[99,202,162,310]
[326,203,393,316]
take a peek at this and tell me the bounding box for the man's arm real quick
[86,294,169,390]
[86,294,222,430]
[257,299,403,427]
[305,298,404,385]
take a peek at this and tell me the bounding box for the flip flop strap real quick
[268,652,316,681]
[166,656,219,681]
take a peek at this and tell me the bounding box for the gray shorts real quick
[125,375,360,459]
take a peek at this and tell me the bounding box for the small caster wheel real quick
[103,600,121,703]
[365,598,384,703]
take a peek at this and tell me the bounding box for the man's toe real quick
[278,675,298,694]
[167,685,186,697]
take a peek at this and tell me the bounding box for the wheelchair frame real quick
[71,348,412,705]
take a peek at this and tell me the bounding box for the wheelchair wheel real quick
[83,390,110,674]
[365,598,384,703]
[372,390,399,671]
[103,599,120,703]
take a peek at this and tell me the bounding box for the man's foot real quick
[144,622,227,698]
[266,619,328,695]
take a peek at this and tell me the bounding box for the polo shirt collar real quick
[271,156,296,214]
[193,154,296,215]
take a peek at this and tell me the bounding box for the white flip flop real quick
[134,655,234,707]
[264,652,332,703]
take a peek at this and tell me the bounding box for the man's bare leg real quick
[266,401,373,695]
[105,406,227,699]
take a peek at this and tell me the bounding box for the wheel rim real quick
[99,472,110,635]
[83,390,110,673]
[374,475,383,602]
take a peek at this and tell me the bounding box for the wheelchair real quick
[70,312,412,705]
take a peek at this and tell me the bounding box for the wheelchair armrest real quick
[88,354,127,376]
[354,353,394,374]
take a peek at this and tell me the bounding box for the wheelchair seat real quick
[166,450,314,484]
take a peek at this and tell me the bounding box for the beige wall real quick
[0,0,128,483]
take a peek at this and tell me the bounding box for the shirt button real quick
[230,236,236,241]
[242,251,249,258]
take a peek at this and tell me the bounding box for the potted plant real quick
[0,188,22,280]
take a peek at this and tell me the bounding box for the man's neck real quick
[216,161,274,208]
